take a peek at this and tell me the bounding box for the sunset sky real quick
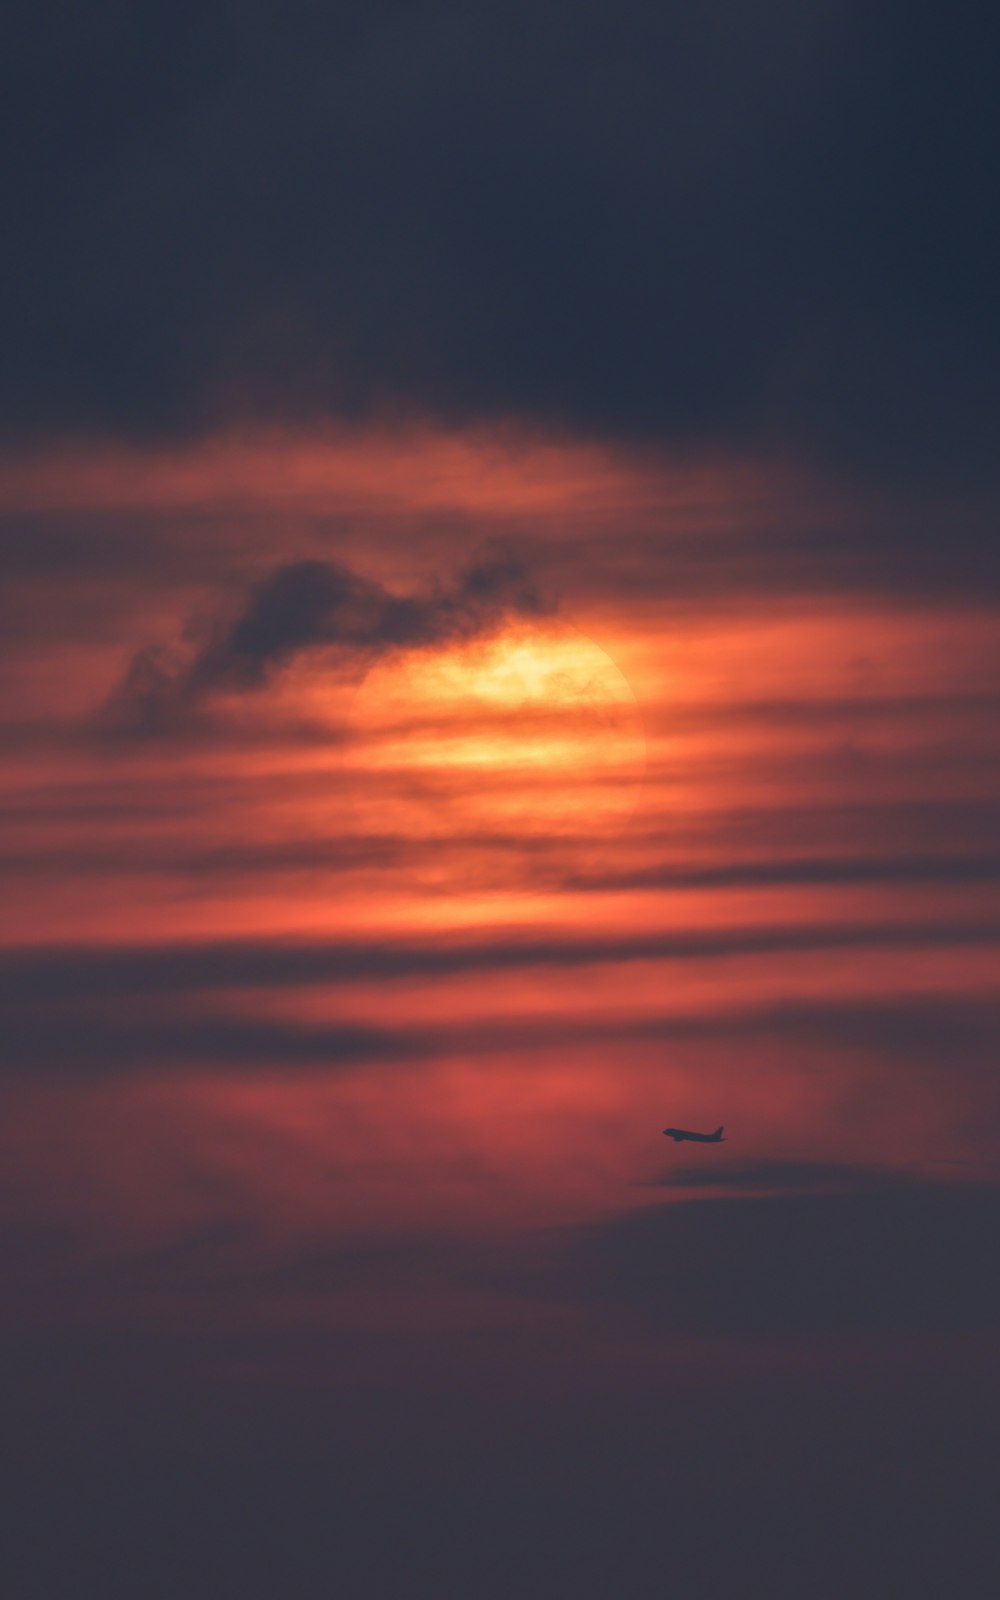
[3,5,1000,1597]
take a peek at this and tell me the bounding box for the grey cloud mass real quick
[2,2,999,499]
[564,1178,1000,1338]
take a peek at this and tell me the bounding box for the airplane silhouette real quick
[663,1125,724,1143]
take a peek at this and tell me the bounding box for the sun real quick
[347,620,646,839]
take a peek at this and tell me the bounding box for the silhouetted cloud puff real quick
[103,546,550,734]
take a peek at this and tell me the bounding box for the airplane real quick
[663,1125,724,1143]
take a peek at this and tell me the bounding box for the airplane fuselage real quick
[663,1127,724,1143]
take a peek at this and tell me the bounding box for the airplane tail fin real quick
[713,1126,724,1140]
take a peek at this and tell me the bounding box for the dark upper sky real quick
[5,0,999,487]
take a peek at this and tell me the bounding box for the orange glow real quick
[3,423,999,1371]
[346,620,647,837]
[0,423,733,516]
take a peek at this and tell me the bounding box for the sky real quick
[3,4,1000,1596]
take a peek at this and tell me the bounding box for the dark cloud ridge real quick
[649,1157,924,1193]
[4,979,1000,1079]
[4,916,1000,1008]
[5,838,1000,895]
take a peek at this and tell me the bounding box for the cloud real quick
[101,545,551,734]
[4,921,1000,1009]
[2,2,998,495]
[557,850,1000,897]
[0,1010,424,1077]
[647,1157,913,1192]
[3,979,1000,1080]
[563,1177,1000,1338]
[6,833,1000,896]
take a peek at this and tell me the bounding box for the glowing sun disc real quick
[348,621,646,838]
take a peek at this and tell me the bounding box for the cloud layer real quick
[3,10,1000,1598]
[4,2,999,490]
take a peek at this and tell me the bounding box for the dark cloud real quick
[101,545,550,734]
[648,1157,918,1192]
[557,850,1000,897]
[4,977,1000,1079]
[4,1261,999,1600]
[2,2,998,495]
[5,836,1000,897]
[8,1161,1000,1353]
[4,920,1000,1010]
[4,1331,999,1600]
[0,1009,423,1076]
[565,1176,1000,1338]
[561,500,1000,606]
